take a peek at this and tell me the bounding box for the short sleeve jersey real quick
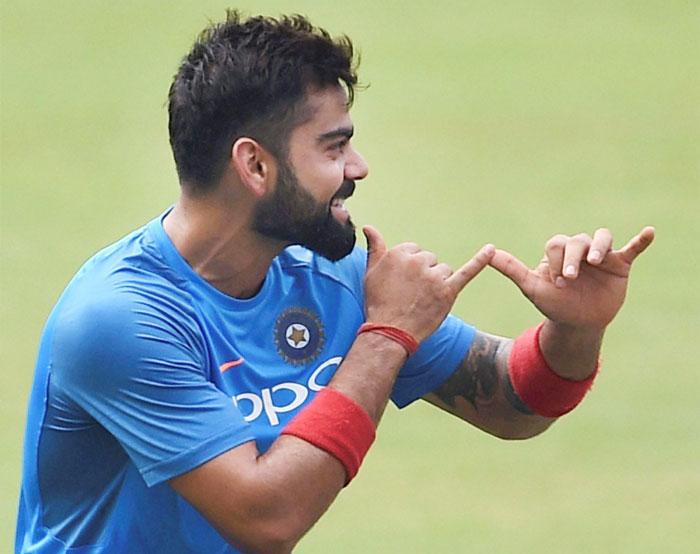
[16,211,475,553]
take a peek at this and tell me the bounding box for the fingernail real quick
[555,276,567,288]
[588,250,601,263]
[564,265,576,277]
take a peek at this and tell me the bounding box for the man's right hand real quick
[172,228,495,553]
[362,225,495,342]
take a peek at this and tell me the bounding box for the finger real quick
[544,234,567,283]
[488,248,531,294]
[562,233,592,280]
[413,250,439,267]
[396,241,421,254]
[618,226,655,264]
[445,244,495,293]
[363,225,387,269]
[433,262,453,280]
[587,228,613,265]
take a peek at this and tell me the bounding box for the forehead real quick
[290,85,353,142]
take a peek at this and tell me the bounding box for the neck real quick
[163,191,285,299]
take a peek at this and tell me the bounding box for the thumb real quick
[363,225,387,268]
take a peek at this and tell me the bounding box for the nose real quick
[344,145,369,181]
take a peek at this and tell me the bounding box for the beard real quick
[252,160,357,261]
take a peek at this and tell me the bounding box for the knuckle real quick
[426,270,439,283]
[408,255,424,269]
[421,251,438,265]
[571,233,592,244]
[505,257,519,274]
[474,250,487,262]
[545,234,568,250]
[389,247,408,260]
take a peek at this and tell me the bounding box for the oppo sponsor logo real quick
[232,356,342,426]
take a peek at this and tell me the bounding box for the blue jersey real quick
[16,211,475,553]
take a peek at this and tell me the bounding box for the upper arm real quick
[423,331,555,439]
[169,435,346,553]
[51,290,254,485]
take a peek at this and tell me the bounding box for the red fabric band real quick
[280,387,376,484]
[508,323,599,418]
[357,322,419,356]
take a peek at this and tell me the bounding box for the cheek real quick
[299,159,345,198]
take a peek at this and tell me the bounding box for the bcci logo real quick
[274,307,325,365]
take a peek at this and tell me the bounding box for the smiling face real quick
[252,85,369,261]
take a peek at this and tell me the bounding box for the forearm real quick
[172,332,407,552]
[539,319,603,380]
[426,321,605,439]
[250,333,407,541]
[499,319,603,433]
[326,331,407,423]
[425,332,556,440]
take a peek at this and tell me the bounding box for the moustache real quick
[333,180,355,201]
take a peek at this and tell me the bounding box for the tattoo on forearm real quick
[433,332,535,415]
[433,333,500,411]
[503,372,534,415]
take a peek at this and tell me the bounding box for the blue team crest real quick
[274,307,325,365]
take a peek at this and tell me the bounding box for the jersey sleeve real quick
[336,245,477,409]
[49,286,255,487]
[390,315,476,408]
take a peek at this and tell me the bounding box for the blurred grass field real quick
[1,1,698,552]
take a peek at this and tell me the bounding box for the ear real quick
[230,138,276,198]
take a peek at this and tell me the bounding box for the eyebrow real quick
[316,126,354,143]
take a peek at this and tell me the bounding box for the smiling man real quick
[16,11,654,554]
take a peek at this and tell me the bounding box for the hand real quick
[362,225,495,342]
[489,227,655,330]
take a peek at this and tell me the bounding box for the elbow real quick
[485,420,554,441]
[219,498,308,554]
[225,526,297,554]
[492,429,545,441]
[220,522,298,554]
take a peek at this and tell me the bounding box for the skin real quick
[166,85,495,552]
[165,84,655,551]
[426,226,655,438]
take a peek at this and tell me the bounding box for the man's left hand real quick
[488,226,655,330]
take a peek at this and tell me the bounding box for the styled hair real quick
[168,10,358,192]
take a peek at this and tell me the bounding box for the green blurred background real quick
[2,1,698,552]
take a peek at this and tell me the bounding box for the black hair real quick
[168,10,358,192]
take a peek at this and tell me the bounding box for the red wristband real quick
[508,323,599,418]
[280,387,376,485]
[357,322,419,356]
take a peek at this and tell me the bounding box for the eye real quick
[330,138,349,152]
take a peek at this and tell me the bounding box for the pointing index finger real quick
[488,248,531,292]
[446,244,495,294]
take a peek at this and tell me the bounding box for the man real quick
[15,11,654,553]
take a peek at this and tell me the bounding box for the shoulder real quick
[50,234,205,387]
[53,280,203,376]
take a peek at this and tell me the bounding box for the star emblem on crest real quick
[274,307,325,365]
[286,325,309,348]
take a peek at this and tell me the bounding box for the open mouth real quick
[329,180,355,223]
[330,196,350,222]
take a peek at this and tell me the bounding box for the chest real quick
[194,274,364,450]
